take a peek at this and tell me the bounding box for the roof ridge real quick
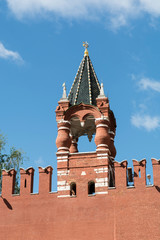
[87,56,92,105]
[89,57,100,90]
[74,57,85,105]
[68,56,85,99]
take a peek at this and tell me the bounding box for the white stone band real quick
[95,117,109,121]
[97,144,108,148]
[57,159,68,163]
[58,147,69,151]
[58,127,70,131]
[96,191,108,195]
[109,131,115,135]
[58,120,71,125]
[57,195,70,198]
[96,124,108,128]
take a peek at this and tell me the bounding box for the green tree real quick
[0,132,26,193]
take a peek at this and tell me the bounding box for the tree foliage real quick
[0,132,26,193]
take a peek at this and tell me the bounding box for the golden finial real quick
[83,41,89,56]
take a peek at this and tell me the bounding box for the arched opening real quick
[88,181,95,195]
[70,182,76,196]
[70,115,96,152]
[139,169,141,178]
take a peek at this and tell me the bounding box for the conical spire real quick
[68,42,101,106]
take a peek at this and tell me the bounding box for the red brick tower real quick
[55,42,116,198]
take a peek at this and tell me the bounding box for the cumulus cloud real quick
[131,114,160,131]
[5,0,160,29]
[138,77,160,93]
[0,42,23,63]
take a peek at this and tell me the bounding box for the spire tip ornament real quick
[83,41,89,56]
[98,82,106,98]
[60,82,68,101]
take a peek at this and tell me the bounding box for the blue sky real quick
[1,0,160,191]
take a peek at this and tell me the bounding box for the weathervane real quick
[83,41,89,56]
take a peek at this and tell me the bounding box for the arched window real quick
[70,182,76,196]
[88,181,95,195]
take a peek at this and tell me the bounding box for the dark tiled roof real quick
[68,54,100,106]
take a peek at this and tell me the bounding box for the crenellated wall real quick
[0,159,160,240]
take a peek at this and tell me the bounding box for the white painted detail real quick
[58,147,69,151]
[70,151,96,155]
[96,191,108,195]
[58,127,70,131]
[96,177,108,183]
[95,182,108,187]
[96,124,108,128]
[57,181,67,186]
[97,144,108,148]
[97,153,108,156]
[97,157,108,160]
[57,186,70,191]
[81,171,86,176]
[57,170,69,176]
[57,156,68,160]
[96,149,109,152]
[94,167,108,173]
[58,120,71,125]
[95,117,109,121]
[108,131,115,135]
[57,159,68,163]
[57,195,70,198]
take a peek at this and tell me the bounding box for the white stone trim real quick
[58,120,71,125]
[96,177,108,183]
[97,153,108,156]
[97,144,108,148]
[57,186,70,191]
[110,138,114,141]
[95,117,109,121]
[96,191,108,195]
[81,171,86,176]
[57,195,70,198]
[57,159,68,163]
[95,182,108,187]
[97,156,108,160]
[57,151,70,154]
[58,127,70,131]
[57,170,69,176]
[57,181,67,186]
[96,124,108,128]
[70,151,96,155]
[109,131,115,135]
[57,156,68,160]
[94,167,108,173]
[58,147,69,151]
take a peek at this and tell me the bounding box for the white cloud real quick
[5,0,160,29]
[138,77,160,93]
[0,42,23,63]
[35,156,44,166]
[131,114,160,131]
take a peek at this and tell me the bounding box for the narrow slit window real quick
[139,169,141,178]
[88,181,95,195]
[24,179,27,188]
[70,182,76,196]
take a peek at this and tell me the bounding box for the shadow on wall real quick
[0,196,13,210]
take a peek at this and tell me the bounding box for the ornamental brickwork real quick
[0,45,160,240]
